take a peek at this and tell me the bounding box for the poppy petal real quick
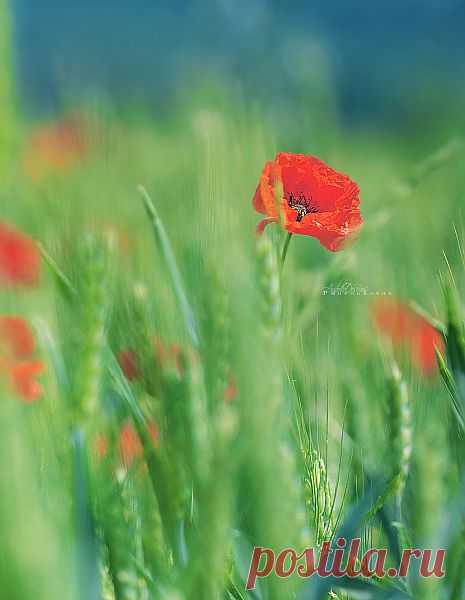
[252,184,266,214]
[0,222,40,287]
[0,316,36,359]
[8,360,45,403]
[372,298,445,377]
[256,217,278,236]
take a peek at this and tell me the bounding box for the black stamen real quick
[287,191,318,222]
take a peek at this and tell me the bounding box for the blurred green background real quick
[1,1,465,599]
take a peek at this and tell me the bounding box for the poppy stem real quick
[281,232,293,267]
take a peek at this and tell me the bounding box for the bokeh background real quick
[11,0,465,129]
[2,3,465,599]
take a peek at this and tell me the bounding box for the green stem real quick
[281,232,293,267]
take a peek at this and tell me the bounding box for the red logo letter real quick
[276,548,298,578]
[297,548,317,578]
[317,541,333,577]
[420,549,446,578]
[246,547,275,590]
[346,538,362,577]
[360,549,387,578]
[399,549,422,577]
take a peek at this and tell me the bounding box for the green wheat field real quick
[2,2,465,599]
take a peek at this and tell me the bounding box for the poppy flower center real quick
[287,191,319,222]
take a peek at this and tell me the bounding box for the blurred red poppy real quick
[371,298,445,376]
[0,314,44,402]
[119,420,143,467]
[372,298,412,344]
[7,360,45,403]
[0,316,35,358]
[23,117,88,182]
[0,222,40,287]
[119,419,160,468]
[118,338,184,383]
[117,349,141,381]
[253,152,363,251]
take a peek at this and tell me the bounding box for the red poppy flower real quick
[23,117,88,182]
[117,349,141,381]
[0,316,36,359]
[371,298,445,377]
[118,419,160,468]
[0,314,44,402]
[118,339,184,383]
[119,420,143,467]
[7,360,45,403]
[372,299,412,344]
[0,222,40,287]
[253,152,363,251]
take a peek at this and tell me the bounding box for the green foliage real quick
[2,81,465,600]
[0,0,17,174]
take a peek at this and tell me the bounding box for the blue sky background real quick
[11,0,465,125]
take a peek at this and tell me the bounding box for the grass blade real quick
[38,242,77,302]
[138,184,199,347]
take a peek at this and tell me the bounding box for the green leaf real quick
[443,281,465,429]
[38,242,77,303]
[437,348,465,431]
[139,184,199,348]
